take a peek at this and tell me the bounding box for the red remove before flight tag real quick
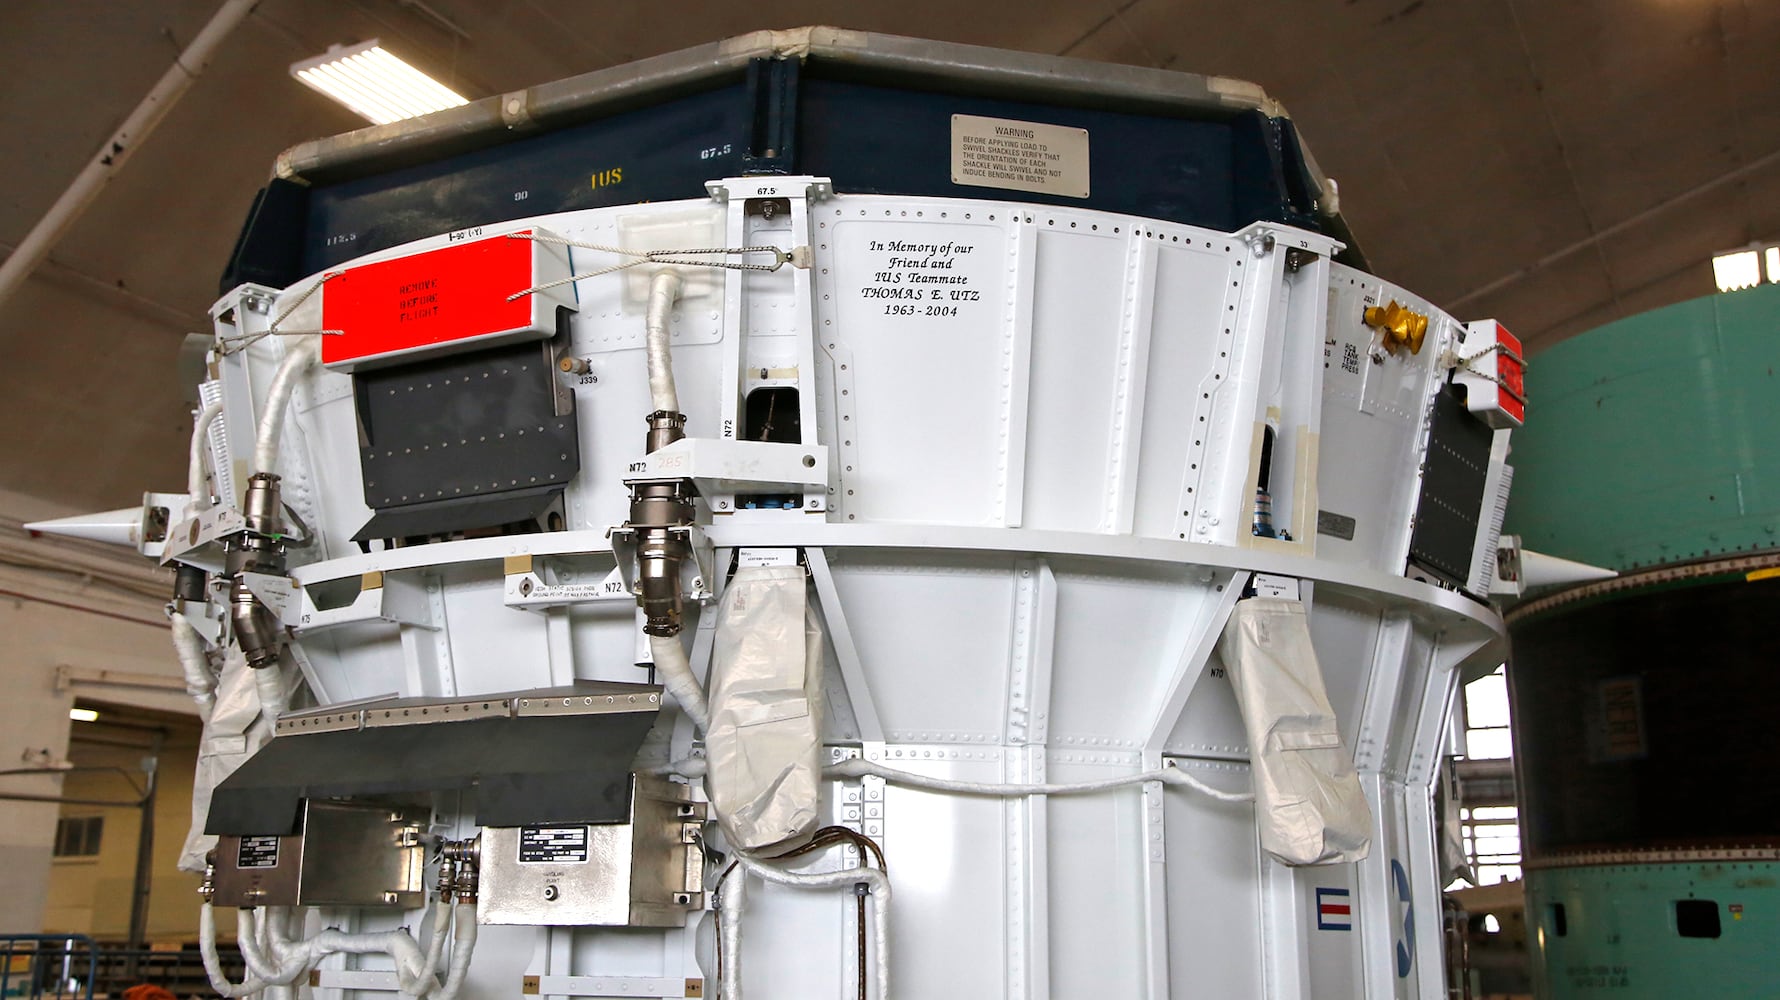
[319,228,571,371]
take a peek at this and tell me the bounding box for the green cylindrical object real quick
[1525,862,1777,998]
[1508,284,1780,572]
[1504,284,1780,1000]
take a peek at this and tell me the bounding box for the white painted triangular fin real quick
[1520,549,1617,589]
[24,506,150,548]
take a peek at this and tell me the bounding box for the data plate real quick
[519,825,591,864]
[237,835,281,869]
[1316,510,1358,541]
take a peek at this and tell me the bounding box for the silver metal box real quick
[480,776,705,927]
[212,801,427,908]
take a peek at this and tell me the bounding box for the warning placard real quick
[951,115,1090,198]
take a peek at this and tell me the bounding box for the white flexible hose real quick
[650,633,709,732]
[654,756,1251,804]
[729,856,891,1000]
[828,757,1254,804]
[198,902,269,997]
[308,927,430,993]
[253,336,318,476]
[261,908,293,1000]
[719,866,747,1000]
[645,270,684,413]
[169,611,216,721]
[255,907,305,991]
[187,398,223,506]
[237,902,435,991]
[411,898,454,994]
[253,663,288,724]
[431,901,479,1000]
[236,907,308,985]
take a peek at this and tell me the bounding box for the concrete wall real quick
[0,624,73,935]
[41,739,203,940]
[0,488,193,934]
[0,595,195,933]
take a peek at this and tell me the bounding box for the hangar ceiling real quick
[3,0,1776,513]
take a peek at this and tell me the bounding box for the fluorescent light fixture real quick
[291,40,468,125]
[69,708,99,723]
[1713,249,1761,293]
[1767,246,1780,284]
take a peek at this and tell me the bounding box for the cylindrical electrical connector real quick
[242,473,283,539]
[230,576,283,670]
[630,477,694,638]
[227,473,288,575]
[226,472,289,669]
[199,850,217,902]
[1252,488,1275,539]
[636,528,686,637]
[454,866,479,904]
[645,410,686,455]
[436,855,458,899]
[630,409,694,636]
[440,836,481,903]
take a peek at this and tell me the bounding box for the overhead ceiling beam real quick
[0,240,199,333]
[1451,145,1780,310]
[0,0,258,315]
[395,0,472,41]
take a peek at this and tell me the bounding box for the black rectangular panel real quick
[207,709,655,836]
[1408,386,1493,585]
[353,319,579,539]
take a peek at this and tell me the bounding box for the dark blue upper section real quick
[300,84,755,277]
[799,79,1245,231]
[221,57,1326,291]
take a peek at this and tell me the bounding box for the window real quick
[1458,666,1521,884]
[53,815,103,858]
[1460,805,1522,885]
[1675,899,1721,939]
[1713,244,1780,293]
[1464,668,1512,760]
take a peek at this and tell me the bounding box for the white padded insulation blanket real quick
[1219,597,1372,866]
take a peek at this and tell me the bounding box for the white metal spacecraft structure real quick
[38,28,1525,1000]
